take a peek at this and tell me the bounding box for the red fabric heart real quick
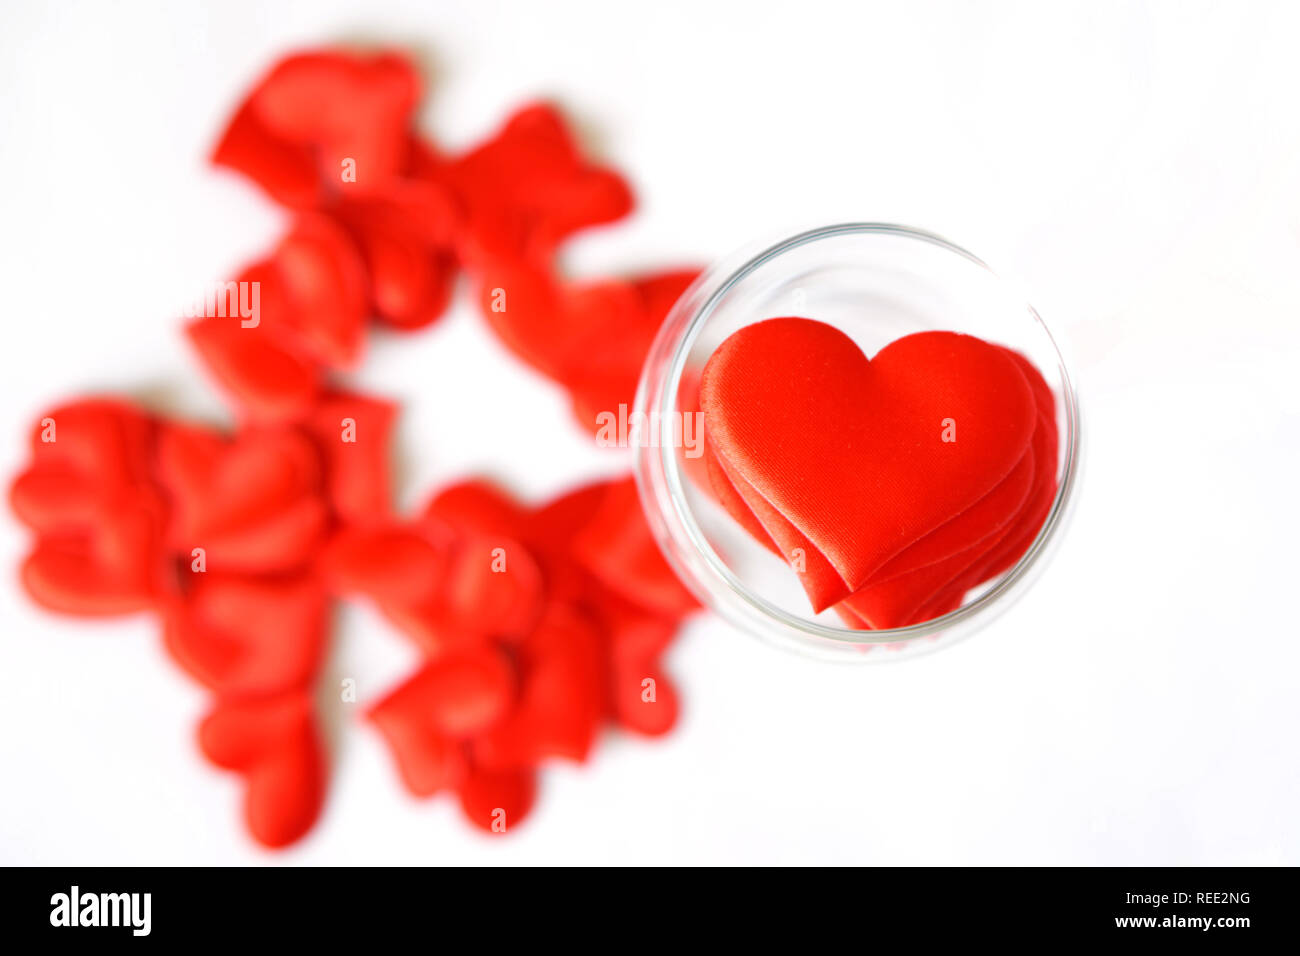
[903,355,1061,625]
[211,95,321,208]
[328,182,461,331]
[701,318,1037,611]
[163,573,327,696]
[368,699,466,799]
[714,431,1036,615]
[422,103,634,266]
[20,512,164,616]
[322,517,544,656]
[213,50,421,206]
[300,390,398,524]
[12,399,156,494]
[186,218,368,424]
[834,348,1060,627]
[420,479,529,539]
[565,269,701,429]
[212,50,464,337]
[154,423,329,574]
[186,311,322,425]
[372,646,515,740]
[600,597,681,737]
[321,523,451,608]
[569,476,698,618]
[425,530,545,644]
[11,399,167,615]
[473,256,641,381]
[474,603,605,768]
[197,692,326,849]
[472,258,700,433]
[423,477,691,745]
[252,52,419,190]
[266,215,369,368]
[457,763,537,833]
[834,446,1038,628]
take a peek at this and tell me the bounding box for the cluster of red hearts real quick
[8,49,700,849]
[699,318,1060,630]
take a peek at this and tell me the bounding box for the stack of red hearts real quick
[9,46,703,850]
[700,317,1059,630]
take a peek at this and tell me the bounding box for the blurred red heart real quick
[198,692,326,849]
[20,509,164,616]
[163,572,327,696]
[423,102,634,265]
[569,476,697,618]
[457,763,537,834]
[474,604,605,768]
[300,390,398,524]
[213,50,421,206]
[155,423,329,574]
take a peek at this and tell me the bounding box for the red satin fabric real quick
[701,317,1058,626]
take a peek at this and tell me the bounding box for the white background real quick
[2,0,1298,865]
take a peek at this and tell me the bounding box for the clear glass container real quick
[633,224,1081,661]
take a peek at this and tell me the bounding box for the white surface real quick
[2,0,1298,865]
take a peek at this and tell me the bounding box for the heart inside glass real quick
[634,224,1080,661]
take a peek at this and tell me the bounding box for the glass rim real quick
[633,222,1082,659]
